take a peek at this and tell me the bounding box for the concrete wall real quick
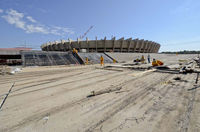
[41,37,160,53]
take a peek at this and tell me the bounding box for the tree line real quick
[162,50,200,54]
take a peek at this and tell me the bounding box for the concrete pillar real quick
[138,39,144,52]
[95,36,98,52]
[77,38,80,51]
[156,44,160,53]
[104,37,106,52]
[86,37,89,52]
[143,40,148,53]
[133,39,138,52]
[127,38,132,52]
[151,43,156,53]
[146,41,151,53]
[119,37,124,52]
[153,44,158,53]
[112,37,116,52]
[150,42,155,53]
[68,38,72,50]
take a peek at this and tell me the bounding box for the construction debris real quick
[0,66,22,75]
[87,86,122,98]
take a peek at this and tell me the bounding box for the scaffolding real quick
[21,51,81,66]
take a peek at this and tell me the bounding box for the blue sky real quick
[0,0,200,52]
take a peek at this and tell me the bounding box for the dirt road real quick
[0,60,200,132]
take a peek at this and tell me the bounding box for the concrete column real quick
[151,43,156,53]
[20,51,25,67]
[133,39,138,52]
[95,36,98,52]
[150,41,155,53]
[119,37,124,52]
[153,43,159,53]
[68,38,72,50]
[112,37,116,52]
[146,41,152,53]
[49,42,53,51]
[143,40,148,53]
[63,42,67,51]
[156,44,160,53]
[104,37,106,52]
[55,41,59,51]
[154,44,160,53]
[153,44,158,53]
[127,38,132,52]
[86,37,89,52]
[138,39,144,52]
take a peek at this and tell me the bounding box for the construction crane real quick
[79,25,94,40]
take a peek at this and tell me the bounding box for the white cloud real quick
[26,24,49,34]
[26,16,37,23]
[1,9,74,36]
[0,9,3,13]
[2,9,26,29]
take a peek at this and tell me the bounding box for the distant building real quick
[0,47,32,65]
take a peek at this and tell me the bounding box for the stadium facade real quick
[41,37,160,53]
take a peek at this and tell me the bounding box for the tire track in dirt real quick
[3,70,155,132]
[0,69,107,97]
[85,73,172,132]
[0,67,93,84]
[8,70,124,98]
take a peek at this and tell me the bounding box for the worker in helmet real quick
[100,55,104,66]
[141,55,145,63]
[152,58,158,66]
[152,58,164,66]
[85,57,89,65]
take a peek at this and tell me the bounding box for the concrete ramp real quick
[78,53,113,64]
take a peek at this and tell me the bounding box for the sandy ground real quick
[0,54,200,132]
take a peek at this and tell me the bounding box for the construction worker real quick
[152,58,158,66]
[141,55,145,63]
[100,55,104,66]
[85,57,88,65]
[152,58,164,66]
[147,54,151,63]
[113,59,116,63]
[73,48,78,53]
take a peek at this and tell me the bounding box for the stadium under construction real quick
[0,37,160,66]
[41,37,160,53]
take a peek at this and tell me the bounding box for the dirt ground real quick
[0,54,200,132]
